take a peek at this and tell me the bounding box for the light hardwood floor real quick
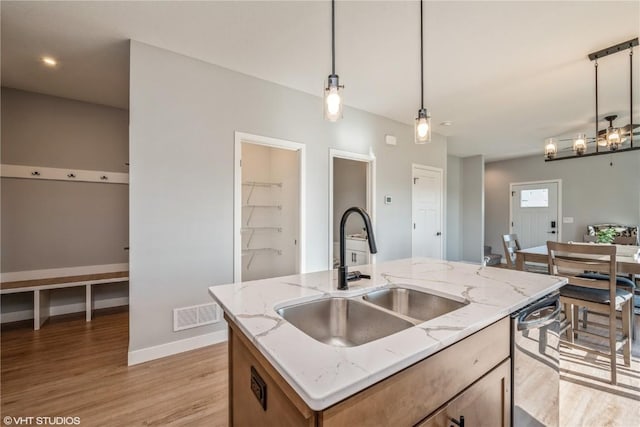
[1,308,227,426]
[1,309,638,426]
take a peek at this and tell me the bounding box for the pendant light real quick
[324,0,343,121]
[415,0,431,143]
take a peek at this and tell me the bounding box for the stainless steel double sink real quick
[276,287,468,347]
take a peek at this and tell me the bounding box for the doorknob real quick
[547,231,556,234]
[436,232,442,236]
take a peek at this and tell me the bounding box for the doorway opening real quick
[509,180,562,249]
[412,164,444,259]
[234,132,306,282]
[328,149,376,270]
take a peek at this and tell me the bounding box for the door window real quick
[520,189,549,208]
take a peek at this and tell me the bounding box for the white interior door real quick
[412,165,443,259]
[510,181,560,249]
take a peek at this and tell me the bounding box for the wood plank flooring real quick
[1,308,227,426]
[1,308,638,426]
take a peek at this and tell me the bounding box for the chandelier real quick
[544,38,639,161]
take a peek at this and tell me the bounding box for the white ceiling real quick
[2,1,639,161]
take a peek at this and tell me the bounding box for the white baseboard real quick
[1,263,129,282]
[0,296,129,323]
[127,327,228,366]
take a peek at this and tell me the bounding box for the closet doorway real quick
[328,149,376,270]
[233,132,305,282]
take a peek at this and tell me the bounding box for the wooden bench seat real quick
[1,271,129,330]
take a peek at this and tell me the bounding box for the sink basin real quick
[277,298,413,347]
[363,287,468,322]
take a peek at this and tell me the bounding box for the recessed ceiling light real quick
[440,121,453,126]
[42,57,57,67]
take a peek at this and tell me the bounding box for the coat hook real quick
[31,171,41,176]
[100,175,109,180]
[67,173,76,178]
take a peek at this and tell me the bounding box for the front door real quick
[412,165,443,259]
[510,181,560,249]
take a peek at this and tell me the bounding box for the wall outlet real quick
[563,217,574,224]
[384,195,392,204]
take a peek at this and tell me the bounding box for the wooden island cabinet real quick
[227,315,511,427]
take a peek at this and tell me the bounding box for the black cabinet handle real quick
[450,415,464,427]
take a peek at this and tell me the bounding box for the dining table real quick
[515,243,640,275]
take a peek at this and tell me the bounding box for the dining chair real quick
[547,241,632,385]
[502,234,548,273]
[502,234,520,269]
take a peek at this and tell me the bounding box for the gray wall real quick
[333,158,367,242]
[485,152,640,260]
[446,155,462,261]
[462,155,485,262]
[1,88,129,316]
[129,41,447,352]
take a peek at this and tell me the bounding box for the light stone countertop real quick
[209,257,566,411]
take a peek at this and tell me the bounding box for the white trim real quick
[411,164,445,260]
[1,263,129,283]
[0,296,129,324]
[1,164,129,184]
[233,132,306,282]
[127,328,228,366]
[509,179,563,242]
[328,149,377,270]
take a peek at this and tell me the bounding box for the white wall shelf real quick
[1,164,129,185]
[242,204,282,209]
[242,181,282,188]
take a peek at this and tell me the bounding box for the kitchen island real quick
[209,258,566,426]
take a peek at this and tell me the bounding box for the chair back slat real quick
[564,276,611,290]
[552,258,612,275]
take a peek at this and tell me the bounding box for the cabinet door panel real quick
[418,359,511,427]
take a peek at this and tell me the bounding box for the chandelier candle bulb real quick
[573,133,587,155]
[544,138,557,160]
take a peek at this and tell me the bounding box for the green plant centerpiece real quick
[596,228,617,244]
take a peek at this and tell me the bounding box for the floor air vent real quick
[173,303,220,331]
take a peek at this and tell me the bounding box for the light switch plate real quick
[563,217,574,224]
[385,135,397,146]
[384,195,392,204]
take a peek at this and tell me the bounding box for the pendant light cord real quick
[595,60,599,152]
[630,48,634,146]
[332,0,335,75]
[420,0,424,109]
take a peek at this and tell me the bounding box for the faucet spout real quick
[338,207,377,290]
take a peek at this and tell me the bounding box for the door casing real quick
[328,148,376,270]
[509,179,562,248]
[234,131,306,282]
